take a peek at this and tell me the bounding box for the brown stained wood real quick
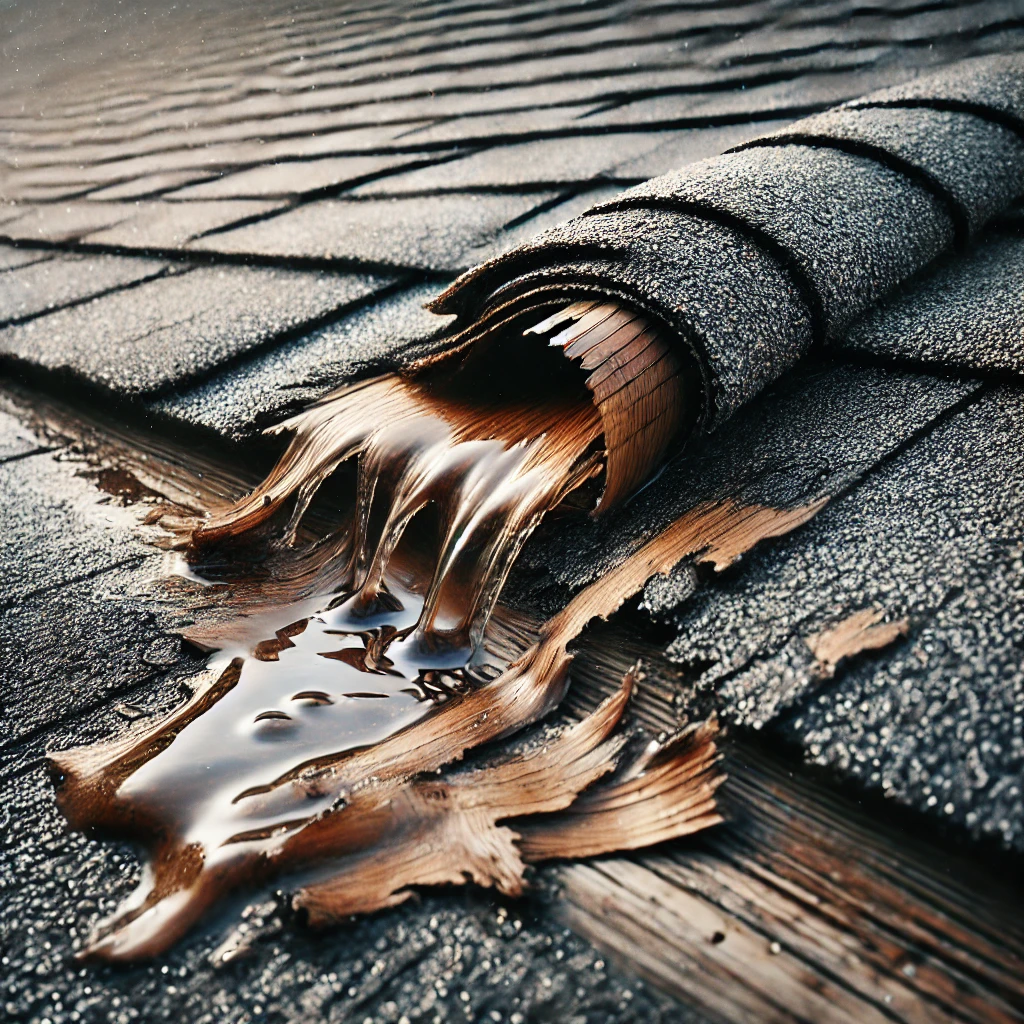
[525,300,689,510]
[552,743,1024,1024]
[806,608,910,677]
[189,372,603,647]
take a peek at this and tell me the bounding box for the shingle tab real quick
[192,193,558,272]
[0,250,170,325]
[838,232,1024,376]
[0,264,387,396]
[650,385,1024,851]
[153,283,450,439]
[733,105,1024,239]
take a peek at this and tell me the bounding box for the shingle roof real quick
[2,1,1024,1019]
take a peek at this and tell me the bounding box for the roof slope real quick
[2,0,1023,848]
[1,6,1024,1020]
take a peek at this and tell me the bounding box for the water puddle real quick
[49,304,728,961]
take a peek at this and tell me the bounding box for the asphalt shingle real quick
[0,264,387,396]
[838,231,1024,376]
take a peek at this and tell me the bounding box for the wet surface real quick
[45,330,730,961]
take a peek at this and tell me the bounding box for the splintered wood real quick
[526,300,688,509]
[806,607,910,677]
[46,357,824,962]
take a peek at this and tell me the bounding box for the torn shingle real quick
[435,56,1023,435]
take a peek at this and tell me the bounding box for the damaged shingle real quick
[649,386,1024,850]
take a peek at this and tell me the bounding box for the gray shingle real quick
[192,193,558,272]
[734,105,1024,240]
[511,362,979,605]
[838,231,1024,376]
[349,134,669,194]
[0,251,170,325]
[153,283,450,439]
[651,386,1024,851]
[0,264,387,395]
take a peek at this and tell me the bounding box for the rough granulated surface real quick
[646,386,1024,851]
[5,0,1024,1018]
[734,105,1024,237]
[838,229,1024,376]
[152,284,448,439]
[0,265,387,396]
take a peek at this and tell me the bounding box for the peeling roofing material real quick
[436,55,1024,430]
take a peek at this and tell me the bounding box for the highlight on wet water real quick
[49,300,727,962]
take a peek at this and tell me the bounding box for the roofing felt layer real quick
[3,1,1024,1020]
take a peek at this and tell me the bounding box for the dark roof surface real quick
[3,0,1022,852]
[2,1,1024,1021]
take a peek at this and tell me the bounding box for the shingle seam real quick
[576,63,864,118]
[0,263,181,332]
[0,234,450,284]
[136,278,409,402]
[849,98,1024,144]
[500,187,596,231]
[730,134,971,248]
[828,341,1024,387]
[657,377,990,634]
[0,553,152,614]
[580,195,827,344]
[0,253,54,275]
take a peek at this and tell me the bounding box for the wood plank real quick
[7,381,1024,1024]
[556,665,1024,1024]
